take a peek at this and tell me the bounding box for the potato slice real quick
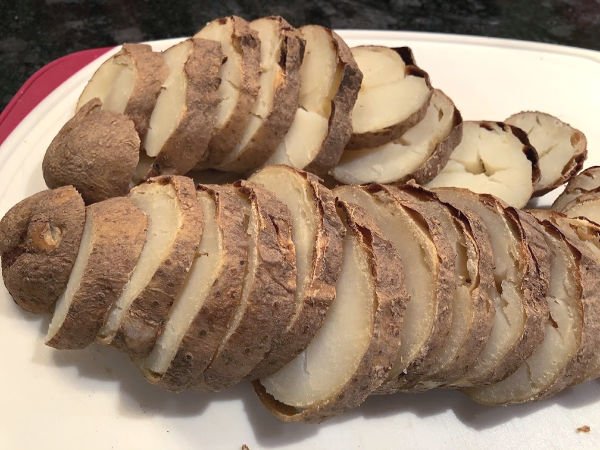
[331,89,462,185]
[43,99,140,204]
[347,46,432,149]
[0,186,85,314]
[561,193,600,225]
[215,17,303,173]
[98,176,202,358]
[77,43,167,138]
[553,166,600,212]
[333,184,449,394]
[255,200,407,422]
[196,182,296,391]
[247,165,345,378]
[195,16,261,166]
[505,111,587,195]
[427,121,540,208]
[143,38,224,176]
[143,186,247,391]
[46,198,147,349]
[434,189,548,387]
[466,212,581,404]
[264,26,362,174]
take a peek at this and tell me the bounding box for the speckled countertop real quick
[1,0,599,110]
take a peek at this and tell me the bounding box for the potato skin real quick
[112,176,203,358]
[254,200,408,422]
[248,168,345,379]
[46,197,147,349]
[0,186,85,314]
[152,185,249,392]
[304,30,363,175]
[43,99,140,204]
[197,181,297,391]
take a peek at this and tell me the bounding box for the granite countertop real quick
[1,0,599,110]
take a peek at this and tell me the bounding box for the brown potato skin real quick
[148,39,225,177]
[304,30,363,175]
[151,185,249,392]
[346,46,432,150]
[248,167,345,379]
[112,176,203,358]
[46,197,147,349]
[197,181,297,391]
[200,16,261,167]
[0,186,85,314]
[43,99,140,204]
[217,17,305,173]
[254,200,408,422]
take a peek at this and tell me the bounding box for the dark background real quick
[2,0,599,110]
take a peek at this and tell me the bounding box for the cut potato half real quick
[77,43,167,138]
[333,184,445,394]
[195,16,261,166]
[98,176,202,358]
[347,46,432,149]
[561,193,600,225]
[331,89,462,185]
[216,17,304,172]
[197,182,296,391]
[506,111,587,195]
[264,26,362,174]
[0,186,85,314]
[553,166,600,212]
[427,121,539,208]
[43,99,140,204]
[466,213,580,404]
[143,38,224,176]
[46,198,147,349]
[248,165,345,378]
[434,189,548,387]
[256,200,406,422]
[145,185,249,391]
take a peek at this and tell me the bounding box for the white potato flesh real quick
[77,51,135,113]
[46,212,94,341]
[350,46,430,134]
[264,25,336,167]
[427,122,533,208]
[447,196,524,386]
[143,41,191,157]
[506,112,585,192]
[98,183,182,343]
[261,231,373,407]
[145,192,220,374]
[563,198,600,225]
[219,18,282,165]
[249,167,318,326]
[334,186,435,382]
[332,89,455,184]
[468,228,580,402]
[195,18,242,129]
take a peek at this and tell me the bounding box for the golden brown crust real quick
[304,30,363,175]
[346,46,432,150]
[120,44,169,139]
[46,197,147,349]
[202,16,261,166]
[43,99,140,204]
[217,17,305,172]
[0,186,85,314]
[248,168,345,379]
[148,39,225,177]
[154,185,249,391]
[197,181,296,391]
[112,176,203,358]
[553,166,600,212]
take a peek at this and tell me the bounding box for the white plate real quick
[1,31,600,450]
